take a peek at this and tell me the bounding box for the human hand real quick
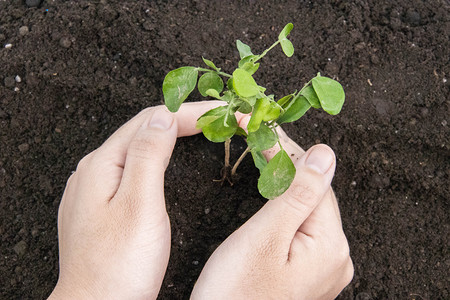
[191,118,354,299]
[49,101,230,300]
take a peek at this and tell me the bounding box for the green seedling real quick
[163,23,345,199]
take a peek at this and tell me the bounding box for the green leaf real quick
[236,40,253,59]
[247,98,271,132]
[196,106,225,129]
[278,23,294,40]
[221,90,236,103]
[241,61,260,75]
[301,85,321,108]
[238,55,257,68]
[242,96,257,106]
[257,149,296,199]
[277,94,293,107]
[206,89,221,99]
[232,69,259,98]
[202,57,220,71]
[163,67,198,112]
[280,39,294,57]
[235,127,248,137]
[236,100,252,114]
[197,106,238,143]
[311,76,345,115]
[198,72,224,97]
[238,55,259,75]
[277,95,311,124]
[262,101,281,121]
[251,150,267,173]
[227,77,234,90]
[247,124,278,151]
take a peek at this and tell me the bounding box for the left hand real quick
[49,101,228,300]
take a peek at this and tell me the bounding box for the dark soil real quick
[1,1,449,299]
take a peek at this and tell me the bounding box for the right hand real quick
[191,122,353,299]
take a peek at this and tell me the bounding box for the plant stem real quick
[231,147,250,177]
[224,139,231,168]
[254,40,280,63]
[196,67,232,78]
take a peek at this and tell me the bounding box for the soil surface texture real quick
[1,1,449,299]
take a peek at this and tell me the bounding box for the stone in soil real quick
[4,76,15,87]
[25,0,41,8]
[13,240,27,256]
[19,26,29,36]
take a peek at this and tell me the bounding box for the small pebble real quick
[204,207,211,214]
[59,37,72,48]
[4,43,12,49]
[15,75,21,83]
[19,26,29,36]
[26,0,41,7]
[18,143,30,153]
[142,21,154,31]
[4,76,15,87]
[405,9,421,26]
[13,240,27,256]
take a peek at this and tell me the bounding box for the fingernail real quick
[305,146,335,174]
[147,110,174,130]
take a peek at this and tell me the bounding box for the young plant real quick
[162,23,345,199]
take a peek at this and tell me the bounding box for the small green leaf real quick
[301,85,321,108]
[278,23,294,40]
[311,76,345,115]
[202,57,220,71]
[227,77,234,90]
[277,94,293,107]
[280,39,294,57]
[247,98,271,132]
[232,69,259,98]
[206,89,221,99]
[251,150,267,173]
[241,62,260,75]
[238,55,259,75]
[198,72,224,97]
[235,127,248,137]
[236,100,252,114]
[262,101,281,121]
[196,106,226,129]
[258,149,296,199]
[242,96,257,106]
[277,95,311,124]
[197,106,238,142]
[221,90,236,103]
[247,124,278,151]
[163,67,198,112]
[238,55,257,68]
[236,40,253,59]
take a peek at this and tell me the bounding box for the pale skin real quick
[49,101,353,300]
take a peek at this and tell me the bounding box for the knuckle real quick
[283,181,319,213]
[336,240,351,262]
[343,258,355,285]
[128,136,159,159]
[75,151,94,172]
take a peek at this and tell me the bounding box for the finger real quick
[96,101,229,165]
[238,116,342,228]
[76,101,232,202]
[298,188,344,237]
[111,109,177,219]
[238,115,305,162]
[248,145,336,243]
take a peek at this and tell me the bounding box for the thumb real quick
[259,144,336,236]
[113,108,177,217]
